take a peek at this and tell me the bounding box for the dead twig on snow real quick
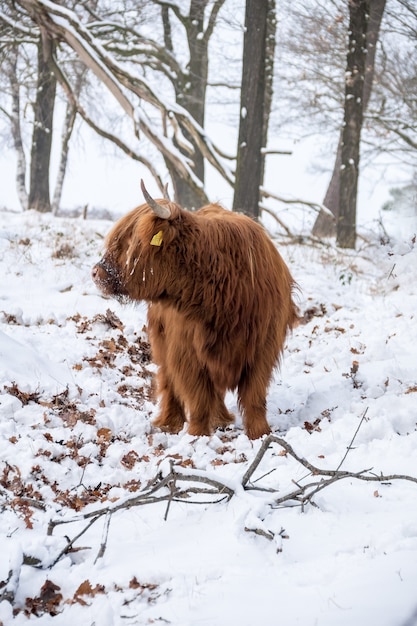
[242,429,417,511]
[45,464,234,566]
[33,420,417,567]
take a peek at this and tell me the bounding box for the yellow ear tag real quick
[150,230,164,246]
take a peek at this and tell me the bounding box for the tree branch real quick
[261,186,335,218]
[29,424,417,568]
[17,0,234,197]
[204,0,226,44]
[153,1,187,26]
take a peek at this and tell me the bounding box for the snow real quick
[0,208,417,625]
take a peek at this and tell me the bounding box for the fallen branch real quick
[44,463,234,567]
[260,186,335,218]
[242,431,417,512]
[0,569,16,604]
[31,424,417,568]
[260,204,294,237]
[336,407,368,471]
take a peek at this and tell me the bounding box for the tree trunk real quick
[162,1,210,209]
[312,0,386,237]
[7,47,29,211]
[233,0,268,219]
[28,32,56,213]
[52,104,76,215]
[18,0,229,208]
[337,0,370,248]
[52,2,96,215]
[261,0,276,187]
[52,61,86,214]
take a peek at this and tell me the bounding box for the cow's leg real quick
[184,369,226,436]
[237,364,272,440]
[185,371,235,436]
[153,369,186,433]
[211,400,235,429]
[185,368,215,436]
[148,308,186,434]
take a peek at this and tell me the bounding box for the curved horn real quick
[140,179,171,219]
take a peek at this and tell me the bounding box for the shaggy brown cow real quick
[92,181,298,439]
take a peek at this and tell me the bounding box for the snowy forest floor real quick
[0,208,416,626]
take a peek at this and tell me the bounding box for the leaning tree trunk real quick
[28,32,56,213]
[337,0,370,248]
[233,0,269,219]
[312,0,386,237]
[18,0,231,208]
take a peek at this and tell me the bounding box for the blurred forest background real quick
[0,0,416,248]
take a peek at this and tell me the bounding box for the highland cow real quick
[92,181,298,439]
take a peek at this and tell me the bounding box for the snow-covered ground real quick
[0,207,416,626]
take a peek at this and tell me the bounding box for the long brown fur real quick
[92,193,298,439]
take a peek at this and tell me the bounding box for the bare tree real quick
[27,33,57,213]
[51,60,86,215]
[157,0,226,208]
[261,0,277,187]
[0,3,38,210]
[2,46,29,210]
[313,0,386,238]
[86,0,228,207]
[233,0,275,219]
[0,1,82,213]
[366,0,417,162]
[15,0,233,208]
[337,0,370,248]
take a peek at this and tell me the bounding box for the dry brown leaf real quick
[121,450,140,469]
[104,309,124,330]
[97,428,112,442]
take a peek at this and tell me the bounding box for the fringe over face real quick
[92,193,298,440]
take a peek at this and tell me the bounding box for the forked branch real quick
[242,431,417,512]
[31,426,417,568]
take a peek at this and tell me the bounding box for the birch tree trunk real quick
[52,62,86,215]
[17,0,233,207]
[51,105,76,215]
[7,47,29,211]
